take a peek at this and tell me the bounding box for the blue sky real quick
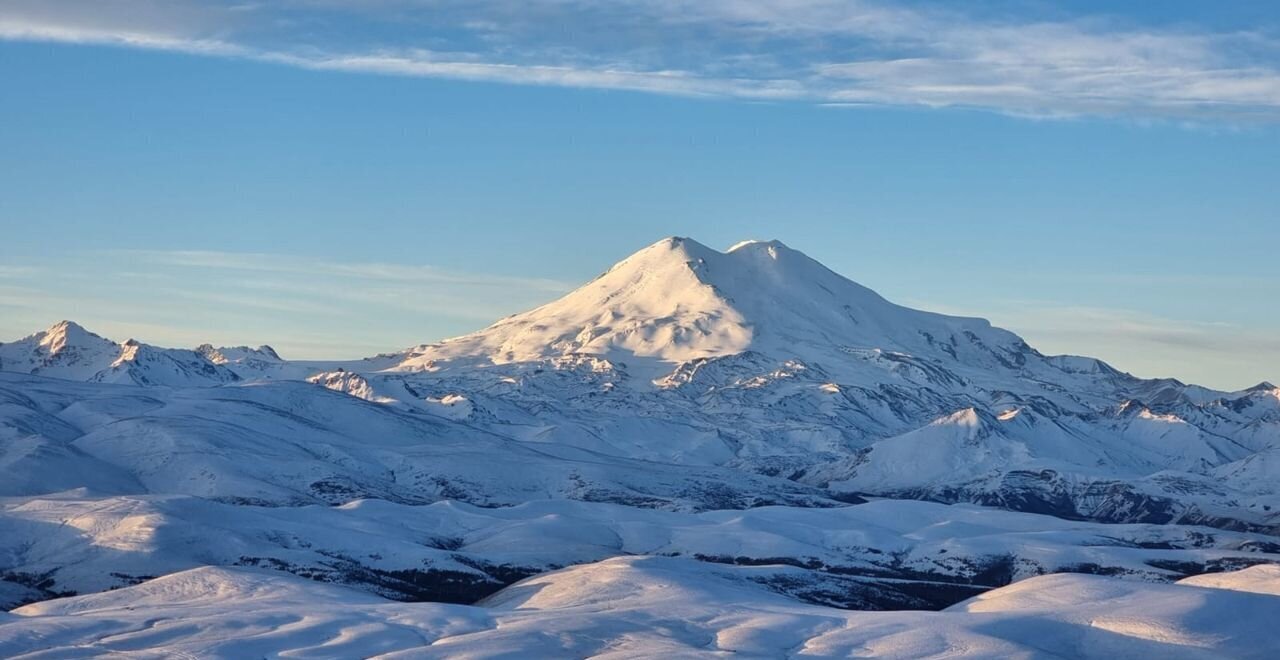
[1,1,1278,389]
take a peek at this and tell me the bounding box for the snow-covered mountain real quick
[2,237,1278,534]
[361,237,1280,532]
[0,321,239,387]
[389,236,1035,370]
[3,236,1279,656]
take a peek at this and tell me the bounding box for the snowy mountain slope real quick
[0,372,835,510]
[0,321,239,387]
[0,383,143,497]
[343,237,1280,530]
[4,561,1278,659]
[5,493,1276,610]
[2,237,1277,533]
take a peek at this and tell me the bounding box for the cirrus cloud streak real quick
[2,1,1279,121]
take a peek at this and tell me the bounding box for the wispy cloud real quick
[0,265,44,278]
[123,250,571,293]
[0,249,573,358]
[910,298,1280,389]
[2,1,1278,121]
[1001,305,1267,353]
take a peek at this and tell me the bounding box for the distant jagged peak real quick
[1235,382,1280,411]
[37,320,114,353]
[0,321,122,380]
[195,343,222,361]
[45,319,90,335]
[0,320,241,386]
[197,343,284,365]
[112,340,143,366]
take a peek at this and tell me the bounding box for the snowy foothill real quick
[2,560,1279,658]
[3,493,1276,610]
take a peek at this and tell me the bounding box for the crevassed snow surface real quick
[2,237,1278,657]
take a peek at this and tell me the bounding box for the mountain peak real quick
[48,319,85,333]
[197,344,286,365]
[39,320,112,354]
[0,320,121,381]
[392,236,1027,374]
[606,236,718,272]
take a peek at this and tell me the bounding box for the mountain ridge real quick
[1,237,1276,532]
[0,320,240,387]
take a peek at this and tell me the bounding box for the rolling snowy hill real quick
[4,561,1278,658]
[4,493,1275,610]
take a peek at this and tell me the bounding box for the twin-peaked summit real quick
[393,236,1027,372]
